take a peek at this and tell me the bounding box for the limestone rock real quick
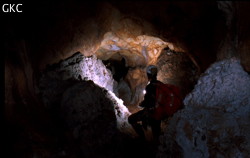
[157,48,199,98]
[157,58,250,158]
[60,81,126,158]
[96,32,169,67]
[38,52,116,107]
[184,58,250,115]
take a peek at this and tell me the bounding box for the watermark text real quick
[2,4,22,13]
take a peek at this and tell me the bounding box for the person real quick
[128,65,162,142]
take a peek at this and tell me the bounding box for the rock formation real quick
[157,58,250,157]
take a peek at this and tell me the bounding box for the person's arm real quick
[139,83,156,108]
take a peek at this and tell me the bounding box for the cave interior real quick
[3,1,250,158]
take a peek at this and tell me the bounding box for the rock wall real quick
[38,52,131,128]
[237,2,250,72]
[38,52,116,108]
[6,1,248,73]
[184,58,250,113]
[60,81,122,158]
[157,58,250,158]
[157,48,199,99]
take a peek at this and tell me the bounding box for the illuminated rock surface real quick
[36,53,136,157]
[96,32,170,67]
[39,52,131,131]
[157,58,250,158]
[38,53,115,107]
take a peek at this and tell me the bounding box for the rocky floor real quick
[3,120,160,158]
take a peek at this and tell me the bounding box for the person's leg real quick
[128,110,145,140]
[150,119,161,142]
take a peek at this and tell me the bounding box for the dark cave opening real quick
[102,57,129,82]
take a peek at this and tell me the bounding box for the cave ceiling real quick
[4,1,250,73]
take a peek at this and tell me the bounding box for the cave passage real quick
[4,1,250,158]
[102,57,129,82]
[32,39,198,157]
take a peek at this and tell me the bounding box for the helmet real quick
[146,65,158,76]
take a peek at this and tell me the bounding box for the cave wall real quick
[157,48,199,99]
[238,2,250,72]
[110,1,223,71]
[3,1,229,72]
[5,1,250,108]
[5,1,250,105]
